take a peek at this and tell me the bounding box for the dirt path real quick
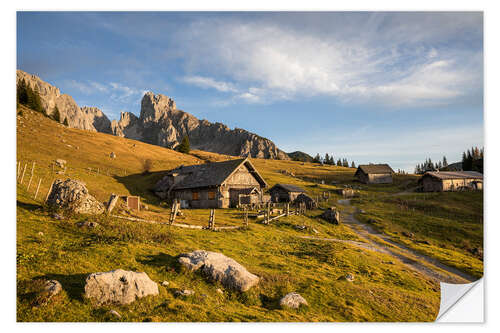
[335,199,475,284]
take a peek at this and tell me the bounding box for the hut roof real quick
[423,171,483,180]
[163,158,267,190]
[356,164,394,175]
[270,183,306,193]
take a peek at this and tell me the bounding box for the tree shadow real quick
[259,293,281,310]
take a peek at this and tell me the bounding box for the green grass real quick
[351,191,483,279]
[16,106,482,322]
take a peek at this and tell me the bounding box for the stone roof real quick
[270,183,306,193]
[357,164,394,175]
[161,158,267,190]
[423,171,483,180]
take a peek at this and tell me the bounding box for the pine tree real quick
[313,153,321,164]
[351,161,355,168]
[17,79,28,105]
[52,106,61,122]
[336,159,342,166]
[177,135,190,154]
[325,153,330,165]
[442,156,448,167]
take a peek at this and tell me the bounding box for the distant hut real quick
[268,184,306,203]
[418,171,483,192]
[355,164,394,184]
[153,158,267,208]
[294,193,317,209]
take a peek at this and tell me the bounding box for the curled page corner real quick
[436,278,483,322]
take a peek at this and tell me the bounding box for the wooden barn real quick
[419,171,483,192]
[153,158,267,208]
[355,164,394,184]
[268,184,306,203]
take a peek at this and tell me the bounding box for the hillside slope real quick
[17,105,443,322]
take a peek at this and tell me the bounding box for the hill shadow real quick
[113,171,167,206]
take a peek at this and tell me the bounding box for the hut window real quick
[208,191,216,200]
[192,191,199,200]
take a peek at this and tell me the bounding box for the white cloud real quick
[175,15,482,107]
[182,76,237,93]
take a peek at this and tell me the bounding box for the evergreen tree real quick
[17,79,28,105]
[343,158,349,167]
[442,156,448,167]
[52,106,61,122]
[325,153,330,165]
[351,161,356,168]
[63,117,69,126]
[177,135,190,154]
[313,153,321,164]
[26,85,45,114]
[336,159,342,166]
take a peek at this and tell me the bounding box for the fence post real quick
[34,178,42,200]
[244,207,249,227]
[45,179,55,203]
[20,163,27,184]
[17,161,21,179]
[209,209,215,230]
[169,199,178,225]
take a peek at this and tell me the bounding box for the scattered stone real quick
[216,288,224,294]
[311,228,319,234]
[174,289,195,297]
[178,250,259,292]
[84,269,159,306]
[37,231,44,236]
[161,281,169,287]
[46,179,105,215]
[321,207,340,224]
[109,310,121,319]
[345,273,355,282]
[55,170,65,175]
[76,221,99,228]
[385,261,395,265]
[201,293,208,298]
[110,152,116,159]
[51,213,65,220]
[34,280,62,306]
[402,231,415,239]
[106,194,119,214]
[294,225,307,231]
[279,292,308,309]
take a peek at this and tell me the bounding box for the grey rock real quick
[46,179,104,215]
[345,273,355,282]
[84,269,159,306]
[38,231,44,236]
[161,281,169,286]
[216,288,224,294]
[109,152,116,159]
[51,213,65,220]
[111,92,289,160]
[55,159,67,167]
[109,310,122,319]
[174,289,195,297]
[34,280,62,306]
[321,207,340,224]
[279,292,308,309]
[76,221,99,228]
[178,250,259,292]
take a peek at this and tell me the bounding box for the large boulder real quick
[279,292,308,309]
[84,269,159,306]
[46,179,104,214]
[178,250,259,292]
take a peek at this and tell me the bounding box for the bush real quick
[177,135,190,154]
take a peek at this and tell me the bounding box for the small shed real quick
[268,184,306,203]
[294,193,317,209]
[355,164,394,184]
[419,171,483,192]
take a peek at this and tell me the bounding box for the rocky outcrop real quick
[321,207,341,224]
[178,250,260,292]
[17,70,288,159]
[16,70,111,132]
[46,179,105,215]
[84,269,159,306]
[111,92,289,160]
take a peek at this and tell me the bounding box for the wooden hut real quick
[268,184,306,203]
[153,158,267,208]
[293,193,317,209]
[355,164,394,184]
[418,171,483,192]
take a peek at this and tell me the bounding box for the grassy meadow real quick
[16,106,482,321]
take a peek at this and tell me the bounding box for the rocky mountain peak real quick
[140,92,177,123]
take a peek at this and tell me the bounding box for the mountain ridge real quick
[16,69,289,160]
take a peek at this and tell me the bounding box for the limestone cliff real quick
[111,92,289,160]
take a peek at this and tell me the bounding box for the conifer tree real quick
[63,117,69,126]
[177,135,190,154]
[52,106,61,122]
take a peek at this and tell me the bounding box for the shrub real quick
[177,135,190,154]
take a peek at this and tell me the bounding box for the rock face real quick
[178,250,259,292]
[84,269,159,306]
[279,292,308,309]
[111,92,289,160]
[46,179,105,214]
[16,70,111,132]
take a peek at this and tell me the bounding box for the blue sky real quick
[17,12,483,171]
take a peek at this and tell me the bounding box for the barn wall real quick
[367,173,393,184]
[225,166,261,186]
[421,177,483,192]
[172,188,222,208]
[422,177,443,192]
